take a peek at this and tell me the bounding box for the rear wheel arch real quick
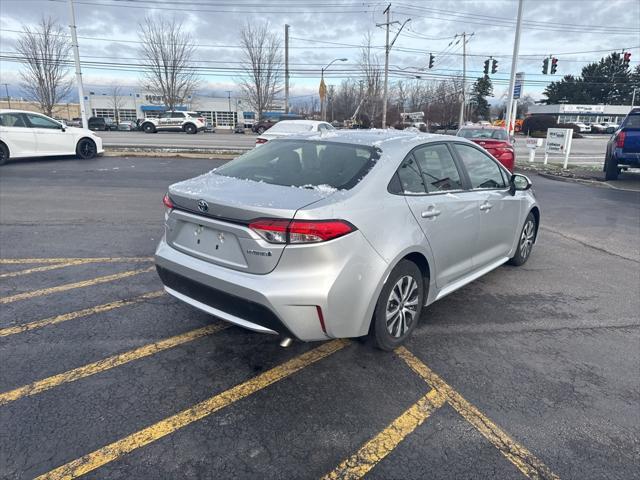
[402,252,431,300]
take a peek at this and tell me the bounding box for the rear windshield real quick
[214,139,380,190]
[623,114,640,128]
[458,128,508,140]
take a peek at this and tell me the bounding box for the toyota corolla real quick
[155,130,539,350]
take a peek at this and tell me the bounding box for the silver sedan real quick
[155,130,539,350]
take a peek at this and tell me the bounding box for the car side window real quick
[413,144,464,193]
[396,155,426,194]
[0,113,27,127]
[25,114,60,129]
[454,143,506,189]
[171,112,184,118]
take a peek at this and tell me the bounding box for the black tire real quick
[370,260,424,351]
[142,123,156,134]
[256,126,266,134]
[184,123,197,134]
[604,154,619,181]
[0,142,8,165]
[509,212,536,266]
[76,138,97,159]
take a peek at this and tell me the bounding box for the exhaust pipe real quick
[279,337,293,348]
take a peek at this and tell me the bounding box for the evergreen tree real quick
[543,52,636,104]
[469,76,493,120]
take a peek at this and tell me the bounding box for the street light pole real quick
[505,0,524,137]
[285,24,290,114]
[320,58,347,121]
[67,0,88,129]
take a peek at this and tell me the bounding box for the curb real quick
[536,172,639,192]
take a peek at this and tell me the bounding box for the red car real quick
[456,126,515,171]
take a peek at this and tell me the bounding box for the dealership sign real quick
[544,128,574,168]
[559,105,605,114]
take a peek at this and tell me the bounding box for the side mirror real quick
[509,174,532,195]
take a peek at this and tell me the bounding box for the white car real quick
[573,122,591,133]
[255,120,334,146]
[0,109,104,165]
[140,111,206,134]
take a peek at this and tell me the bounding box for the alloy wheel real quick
[385,275,419,338]
[79,140,96,159]
[520,220,535,259]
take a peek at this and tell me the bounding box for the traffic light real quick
[491,59,498,74]
[542,57,549,74]
[623,52,631,65]
[550,57,558,74]
[428,53,435,69]
[483,58,490,75]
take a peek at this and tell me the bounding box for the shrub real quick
[521,115,557,135]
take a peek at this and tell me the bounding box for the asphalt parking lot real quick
[1,155,638,479]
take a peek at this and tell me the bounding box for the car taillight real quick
[248,218,356,244]
[198,117,205,123]
[163,193,174,209]
[256,138,268,145]
[616,131,626,148]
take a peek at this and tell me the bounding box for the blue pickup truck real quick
[604,108,640,180]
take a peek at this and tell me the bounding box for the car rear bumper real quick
[613,148,640,166]
[154,231,387,342]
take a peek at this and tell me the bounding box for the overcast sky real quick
[0,0,638,103]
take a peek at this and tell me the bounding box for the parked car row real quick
[571,122,619,134]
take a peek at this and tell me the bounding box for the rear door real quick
[0,112,36,157]
[399,143,479,288]
[452,142,521,267]
[24,113,75,155]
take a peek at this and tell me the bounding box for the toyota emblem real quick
[197,199,209,212]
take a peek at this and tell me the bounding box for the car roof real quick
[275,128,464,150]
[275,120,328,126]
[0,109,50,115]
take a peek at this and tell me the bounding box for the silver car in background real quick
[155,130,539,350]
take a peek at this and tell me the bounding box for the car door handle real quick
[421,208,441,218]
[480,202,493,211]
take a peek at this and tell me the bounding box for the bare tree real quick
[138,16,198,111]
[238,22,283,119]
[16,17,72,117]
[108,84,126,125]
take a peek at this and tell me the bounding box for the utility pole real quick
[457,32,466,128]
[632,87,637,107]
[378,5,410,129]
[67,0,87,129]
[2,83,10,108]
[505,0,524,137]
[284,24,290,114]
[382,4,391,129]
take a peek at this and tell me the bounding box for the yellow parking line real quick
[0,260,95,279]
[0,257,153,265]
[322,388,446,480]
[0,323,226,406]
[35,339,349,480]
[0,290,164,338]
[0,266,155,304]
[396,347,560,480]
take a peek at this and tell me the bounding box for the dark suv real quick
[88,117,115,131]
[604,108,640,180]
[252,114,305,134]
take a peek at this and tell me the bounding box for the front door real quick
[399,143,480,288]
[24,113,74,156]
[452,143,522,267]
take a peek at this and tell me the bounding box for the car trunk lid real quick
[166,172,334,274]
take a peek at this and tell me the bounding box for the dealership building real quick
[527,104,633,124]
[80,92,284,129]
